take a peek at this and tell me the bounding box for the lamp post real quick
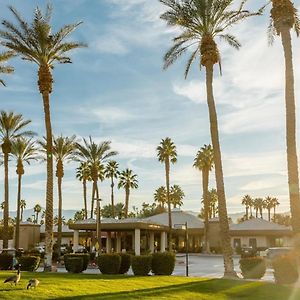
[93,198,102,253]
[174,222,189,277]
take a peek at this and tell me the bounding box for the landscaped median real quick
[0,271,300,300]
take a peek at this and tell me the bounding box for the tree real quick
[242,195,253,220]
[76,162,91,219]
[157,137,177,251]
[269,0,300,234]
[273,213,291,226]
[11,137,38,248]
[74,209,85,222]
[0,111,33,248]
[154,186,167,208]
[194,144,214,253]
[118,169,138,218]
[20,199,26,221]
[271,197,280,218]
[0,5,85,270]
[0,51,14,86]
[253,198,264,218]
[170,185,185,208]
[264,196,274,221]
[104,160,120,218]
[159,0,261,277]
[207,188,218,218]
[33,204,42,224]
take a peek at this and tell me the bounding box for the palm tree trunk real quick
[165,159,172,252]
[280,27,300,233]
[202,170,210,253]
[95,184,102,251]
[256,209,258,218]
[268,209,271,221]
[205,65,236,277]
[91,180,96,218]
[21,208,23,222]
[245,206,248,219]
[2,151,9,248]
[111,177,115,218]
[83,179,87,219]
[15,173,22,250]
[57,175,63,258]
[125,187,130,218]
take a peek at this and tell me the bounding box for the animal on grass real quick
[4,264,21,286]
[27,278,40,289]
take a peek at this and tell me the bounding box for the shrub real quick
[65,257,83,273]
[131,255,152,276]
[239,257,266,279]
[90,252,96,261]
[98,254,121,274]
[119,253,131,274]
[64,253,90,273]
[18,256,40,272]
[273,254,299,284]
[0,253,13,270]
[151,252,175,275]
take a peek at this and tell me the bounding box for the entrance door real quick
[249,238,257,249]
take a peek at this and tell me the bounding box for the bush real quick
[90,252,96,261]
[18,256,40,272]
[273,254,299,284]
[132,255,152,276]
[65,257,83,273]
[0,253,13,270]
[64,253,90,273]
[98,254,121,275]
[151,252,175,275]
[119,253,131,274]
[239,257,266,279]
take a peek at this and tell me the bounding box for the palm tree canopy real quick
[193,144,214,172]
[154,186,167,205]
[0,50,14,86]
[53,135,76,162]
[34,203,42,213]
[11,137,39,165]
[104,160,120,179]
[76,162,91,182]
[118,169,139,190]
[264,196,274,209]
[0,5,86,68]
[157,137,177,164]
[242,194,253,207]
[160,0,263,77]
[20,199,26,209]
[170,184,185,207]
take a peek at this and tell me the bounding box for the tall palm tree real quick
[76,162,91,219]
[104,161,120,218]
[207,188,218,218]
[242,195,253,220]
[118,169,138,218]
[253,198,264,219]
[194,144,214,253]
[154,186,167,208]
[159,0,261,277]
[0,111,33,248]
[33,204,42,224]
[157,137,177,251]
[269,0,300,233]
[264,196,274,221]
[0,5,85,270]
[170,184,185,208]
[271,197,280,218]
[11,137,38,249]
[20,199,26,221]
[0,51,14,86]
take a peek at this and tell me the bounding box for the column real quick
[106,232,112,253]
[72,230,79,253]
[149,232,155,253]
[160,231,166,253]
[134,228,141,256]
[116,232,121,253]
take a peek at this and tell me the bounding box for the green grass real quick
[0,271,300,300]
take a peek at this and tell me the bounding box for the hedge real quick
[18,256,40,272]
[273,254,299,284]
[64,253,90,273]
[119,253,131,274]
[151,252,175,275]
[0,253,13,270]
[98,254,121,275]
[132,255,152,276]
[239,257,266,279]
[66,257,83,273]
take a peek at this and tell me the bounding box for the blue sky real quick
[0,0,300,215]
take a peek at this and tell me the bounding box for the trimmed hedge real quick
[132,255,152,276]
[119,253,131,274]
[18,256,40,272]
[239,257,266,279]
[98,254,121,275]
[0,253,13,270]
[151,252,175,275]
[273,255,299,284]
[64,253,90,273]
[66,257,83,273]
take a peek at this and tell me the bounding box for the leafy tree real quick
[157,137,177,251]
[0,4,85,270]
[74,209,85,222]
[0,51,14,86]
[136,202,166,218]
[272,213,291,226]
[159,0,261,277]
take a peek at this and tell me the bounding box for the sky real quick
[0,0,300,216]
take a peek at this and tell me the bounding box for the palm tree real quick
[0,111,33,248]
[154,186,167,208]
[264,196,274,221]
[207,188,218,218]
[76,162,91,219]
[157,137,177,251]
[0,51,14,86]
[194,144,214,253]
[11,137,38,249]
[242,195,253,220]
[159,0,261,277]
[104,161,120,218]
[271,197,280,218]
[33,204,42,224]
[118,169,138,218]
[170,184,185,208]
[0,5,86,270]
[269,0,300,233]
[20,199,26,221]
[0,201,4,217]
[253,198,264,218]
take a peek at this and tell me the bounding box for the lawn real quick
[0,271,299,300]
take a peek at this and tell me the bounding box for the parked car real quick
[266,247,292,260]
[241,246,257,258]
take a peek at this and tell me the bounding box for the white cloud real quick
[240,177,287,192]
[92,36,129,55]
